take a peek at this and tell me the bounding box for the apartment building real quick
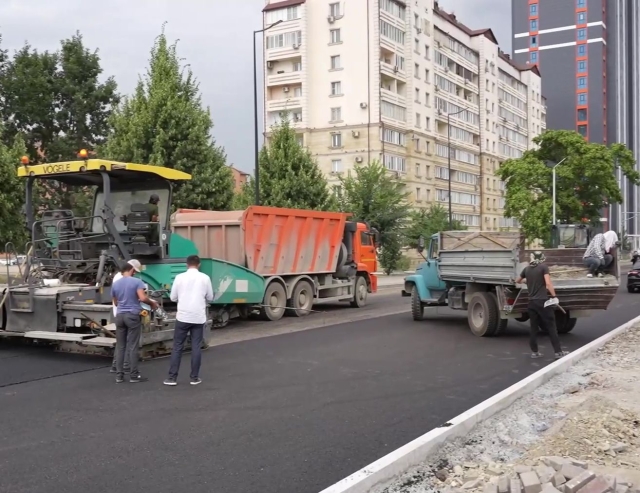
[512,0,640,236]
[262,0,546,231]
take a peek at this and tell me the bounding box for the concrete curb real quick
[319,313,640,493]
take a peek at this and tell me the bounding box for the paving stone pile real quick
[433,456,638,493]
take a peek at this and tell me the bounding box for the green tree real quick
[237,116,337,211]
[0,129,28,250]
[102,27,233,211]
[0,32,119,215]
[404,204,466,249]
[339,160,410,273]
[497,130,639,243]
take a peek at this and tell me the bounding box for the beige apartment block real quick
[261,0,546,231]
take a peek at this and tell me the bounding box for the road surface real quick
[1,286,639,493]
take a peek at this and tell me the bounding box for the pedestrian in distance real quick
[110,259,143,374]
[111,262,158,383]
[164,255,214,387]
[515,251,570,360]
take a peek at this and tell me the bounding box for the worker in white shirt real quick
[164,255,214,386]
[110,259,143,374]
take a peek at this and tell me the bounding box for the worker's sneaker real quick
[190,378,202,386]
[597,272,604,278]
[115,376,124,384]
[110,367,117,374]
[530,352,543,359]
[163,378,177,386]
[129,375,148,383]
[554,351,570,360]
[586,273,593,278]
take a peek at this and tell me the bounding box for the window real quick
[331,55,341,70]
[414,63,420,78]
[414,138,420,151]
[530,19,538,31]
[414,88,420,102]
[578,93,587,105]
[426,117,431,130]
[330,29,341,43]
[414,39,420,53]
[425,45,430,60]
[330,107,341,121]
[331,133,342,148]
[416,188,422,201]
[530,52,538,63]
[578,77,587,89]
[577,108,587,121]
[578,45,586,56]
[292,111,302,122]
[531,36,538,47]
[530,4,537,15]
[415,164,421,176]
[331,159,343,172]
[577,29,586,40]
[266,30,302,49]
[383,154,406,172]
[329,2,341,17]
[331,81,342,95]
[425,68,430,82]
[293,87,302,97]
[577,12,586,24]
[578,60,587,72]
[381,101,407,121]
[425,93,430,106]
[415,113,421,127]
[380,128,406,145]
[380,20,405,44]
[577,124,588,137]
[380,0,406,20]
[577,0,586,6]
[293,61,302,72]
[265,5,301,23]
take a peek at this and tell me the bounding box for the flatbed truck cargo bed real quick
[403,231,619,337]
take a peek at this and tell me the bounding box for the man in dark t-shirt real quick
[515,251,569,360]
[143,194,160,244]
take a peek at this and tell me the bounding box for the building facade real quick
[512,0,640,236]
[262,0,546,230]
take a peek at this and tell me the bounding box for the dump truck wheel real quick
[288,280,314,317]
[260,282,286,321]
[555,310,577,334]
[411,286,424,321]
[350,276,368,308]
[467,292,500,337]
[628,286,636,293]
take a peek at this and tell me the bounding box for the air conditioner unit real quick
[437,109,443,115]
[267,61,274,69]
[352,130,360,138]
[435,86,440,92]
[417,28,422,34]
[355,156,364,163]
[436,41,441,47]
[328,15,335,23]
[283,86,290,93]
[360,102,368,109]
[485,217,490,222]
[292,43,300,50]
[498,99,504,103]
[445,67,449,72]
[393,66,399,73]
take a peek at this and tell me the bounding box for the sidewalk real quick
[375,272,412,289]
[381,324,640,493]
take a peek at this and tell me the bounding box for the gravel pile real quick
[379,326,640,493]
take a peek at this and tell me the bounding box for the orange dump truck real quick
[171,206,379,321]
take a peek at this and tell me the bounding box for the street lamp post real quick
[253,20,283,206]
[447,106,469,228]
[546,157,567,226]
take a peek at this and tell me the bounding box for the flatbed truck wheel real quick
[467,292,500,337]
[288,280,314,317]
[555,310,577,334]
[411,286,424,321]
[350,276,368,308]
[260,282,286,321]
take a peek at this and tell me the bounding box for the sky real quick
[0,0,511,173]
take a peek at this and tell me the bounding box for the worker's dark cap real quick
[149,194,160,203]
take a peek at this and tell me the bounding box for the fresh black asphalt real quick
[0,287,639,493]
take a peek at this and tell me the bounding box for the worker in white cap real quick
[110,259,143,373]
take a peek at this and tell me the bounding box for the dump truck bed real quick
[171,206,349,276]
[437,231,619,312]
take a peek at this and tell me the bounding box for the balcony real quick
[267,70,302,86]
[266,97,303,113]
[266,45,303,62]
[381,88,406,107]
[380,61,406,80]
